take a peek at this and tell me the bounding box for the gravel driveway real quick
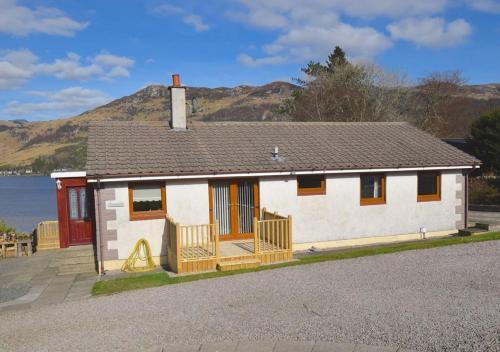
[1,241,499,352]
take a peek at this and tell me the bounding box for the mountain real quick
[1,81,500,173]
[0,82,296,171]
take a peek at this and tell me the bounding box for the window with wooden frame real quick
[128,183,166,220]
[417,171,441,202]
[297,175,326,196]
[360,174,386,205]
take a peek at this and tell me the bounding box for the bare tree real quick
[282,62,409,123]
[411,70,466,135]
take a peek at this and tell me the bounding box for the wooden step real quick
[216,259,260,272]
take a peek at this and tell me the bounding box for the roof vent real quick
[272,146,280,161]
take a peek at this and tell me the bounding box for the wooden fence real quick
[261,208,287,221]
[256,209,293,264]
[165,214,220,274]
[165,209,292,273]
[165,215,179,273]
[36,220,60,250]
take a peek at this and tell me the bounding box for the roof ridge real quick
[89,120,409,126]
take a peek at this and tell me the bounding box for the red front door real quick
[67,187,93,245]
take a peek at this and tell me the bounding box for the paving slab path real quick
[0,240,499,352]
[0,249,98,312]
[470,210,500,226]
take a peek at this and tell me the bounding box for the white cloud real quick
[226,8,288,29]
[153,4,210,32]
[154,4,183,15]
[230,0,450,28]
[237,53,287,67]
[37,52,102,80]
[0,49,38,89]
[0,0,88,36]
[93,53,134,68]
[387,17,472,48]
[228,0,481,67]
[229,0,395,66]
[269,24,393,61]
[3,87,112,118]
[466,0,500,13]
[182,14,210,32]
[0,50,135,89]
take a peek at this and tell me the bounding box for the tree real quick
[326,46,348,73]
[301,46,348,77]
[468,109,500,173]
[283,47,408,122]
[410,70,465,135]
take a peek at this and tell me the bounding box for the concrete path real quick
[0,240,498,352]
[156,340,416,352]
[0,249,98,313]
[469,210,500,226]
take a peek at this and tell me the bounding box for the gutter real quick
[86,165,480,183]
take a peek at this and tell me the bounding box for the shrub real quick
[0,219,16,233]
[469,177,500,205]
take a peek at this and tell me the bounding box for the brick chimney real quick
[169,73,187,129]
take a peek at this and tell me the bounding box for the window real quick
[68,187,88,220]
[297,175,326,196]
[417,172,441,202]
[128,183,166,220]
[69,188,79,220]
[360,174,386,205]
[80,188,88,219]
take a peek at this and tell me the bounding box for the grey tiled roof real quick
[85,121,479,177]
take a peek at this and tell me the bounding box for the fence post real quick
[215,220,220,261]
[262,207,266,219]
[253,217,259,254]
[175,222,181,272]
[287,215,293,251]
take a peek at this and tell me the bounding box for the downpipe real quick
[96,177,105,276]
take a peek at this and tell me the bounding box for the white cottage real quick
[53,74,480,274]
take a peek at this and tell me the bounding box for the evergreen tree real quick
[326,46,348,73]
[469,109,500,173]
[300,46,349,78]
[301,61,326,77]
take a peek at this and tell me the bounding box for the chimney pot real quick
[172,74,180,87]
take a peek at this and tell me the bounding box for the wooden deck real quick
[165,209,293,274]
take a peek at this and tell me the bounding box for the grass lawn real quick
[92,231,500,296]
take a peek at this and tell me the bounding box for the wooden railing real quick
[165,208,292,273]
[165,214,219,274]
[36,220,60,250]
[257,209,292,252]
[165,215,180,273]
[261,208,287,221]
[178,222,219,260]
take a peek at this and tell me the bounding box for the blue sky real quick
[0,0,499,121]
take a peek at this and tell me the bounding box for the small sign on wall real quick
[107,201,124,208]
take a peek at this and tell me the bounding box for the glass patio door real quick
[210,179,259,240]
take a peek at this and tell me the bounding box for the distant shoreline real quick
[0,174,48,177]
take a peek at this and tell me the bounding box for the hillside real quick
[0,82,296,171]
[1,81,499,172]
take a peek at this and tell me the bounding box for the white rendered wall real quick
[103,171,461,257]
[104,180,209,260]
[259,171,461,244]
